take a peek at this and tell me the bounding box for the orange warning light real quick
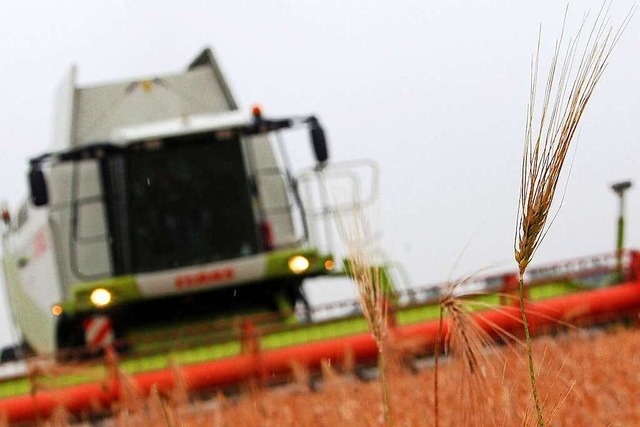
[141,80,154,93]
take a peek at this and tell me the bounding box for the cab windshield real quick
[125,131,258,273]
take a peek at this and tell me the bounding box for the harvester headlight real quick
[90,288,112,307]
[288,255,310,274]
[324,260,335,271]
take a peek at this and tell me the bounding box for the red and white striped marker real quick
[83,316,114,350]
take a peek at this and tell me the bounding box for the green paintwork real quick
[65,275,140,313]
[397,303,442,324]
[264,247,332,278]
[395,293,501,325]
[0,377,30,398]
[465,293,502,311]
[261,316,370,350]
[63,248,333,314]
[0,339,244,398]
[528,281,584,300]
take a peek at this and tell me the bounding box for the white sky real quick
[0,1,638,348]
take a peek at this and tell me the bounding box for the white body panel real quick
[46,159,112,296]
[136,253,266,297]
[111,110,253,143]
[73,67,236,147]
[51,66,77,151]
[246,134,299,247]
[3,207,61,353]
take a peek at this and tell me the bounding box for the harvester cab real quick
[1,48,392,358]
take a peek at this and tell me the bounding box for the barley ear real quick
[337,203,393,426]
[515,5,632,426]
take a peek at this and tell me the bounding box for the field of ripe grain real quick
[42,325,640,427]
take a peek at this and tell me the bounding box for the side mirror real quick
[29,168,49,206]
[308,117,329,164]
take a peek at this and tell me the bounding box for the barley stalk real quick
[515,5,632,426]
[433,304,444,427]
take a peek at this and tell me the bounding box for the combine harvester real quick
[1,49,640,424]
[0,47,359,360]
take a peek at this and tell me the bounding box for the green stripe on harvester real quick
[0,378,29,398]
[261,316,370,350]
[264,247,331,277]
[68,275,140,313]
[529,282,584,300]
[397,304,442,324]
[65,247,334,314]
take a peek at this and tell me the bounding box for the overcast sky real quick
[0,1,638,348]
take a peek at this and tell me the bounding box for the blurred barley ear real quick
[434,278,501,427]
[515,5,633,426]
[338,205,393,426]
